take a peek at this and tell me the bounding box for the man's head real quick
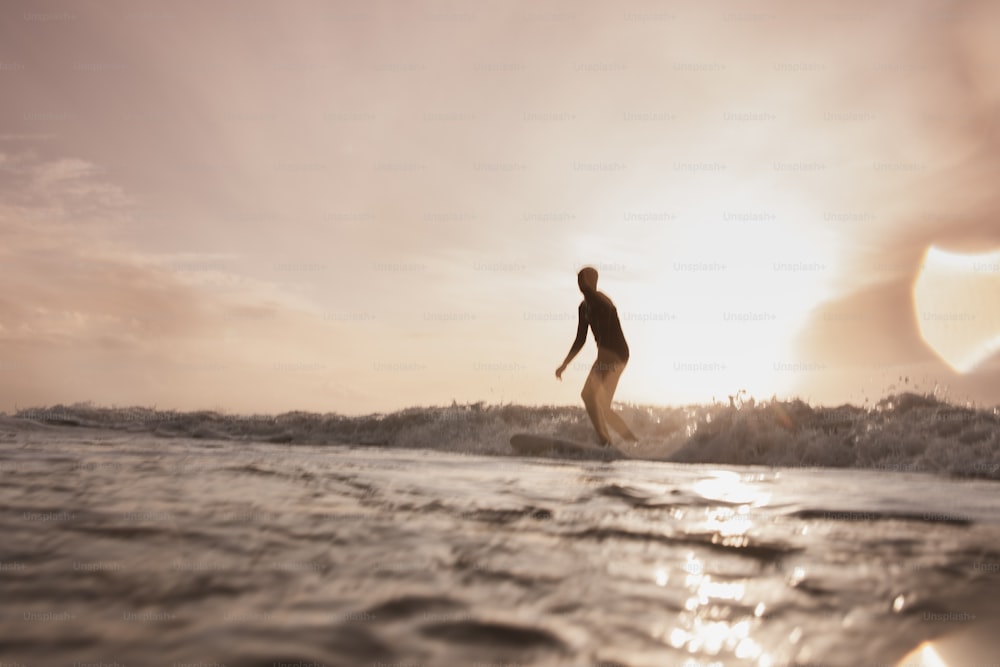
[577,266,598,294]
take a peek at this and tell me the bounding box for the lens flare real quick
[913,245,1000,373]
[897,641,948,667]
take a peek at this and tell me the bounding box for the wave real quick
[10,392,1000,479]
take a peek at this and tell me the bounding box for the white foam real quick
[12,393,1000,479]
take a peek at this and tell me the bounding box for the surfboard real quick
[509,433,624,460]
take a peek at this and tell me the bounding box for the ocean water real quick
[1,396,999,666]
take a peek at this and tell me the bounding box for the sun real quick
[617,184,840,405]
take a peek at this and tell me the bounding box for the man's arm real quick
[555,304,588,380]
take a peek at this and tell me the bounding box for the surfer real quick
[555,266,638,446]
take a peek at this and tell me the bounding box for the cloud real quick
[0,153,366,413]
[794,279,931,367]
[791,273,1000,405]
[3,1,1000,410]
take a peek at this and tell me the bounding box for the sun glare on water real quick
[643,471,781,665]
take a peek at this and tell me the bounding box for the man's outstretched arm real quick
[555,305,588,380]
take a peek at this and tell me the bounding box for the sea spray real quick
[12,392,1000,479]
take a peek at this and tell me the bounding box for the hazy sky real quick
[2,0,999,414]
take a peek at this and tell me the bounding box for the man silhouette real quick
[555,266,638,446]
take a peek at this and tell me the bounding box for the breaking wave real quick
[10,392,1000,479]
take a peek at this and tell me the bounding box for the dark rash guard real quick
[573,291,629,361]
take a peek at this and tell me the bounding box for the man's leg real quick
[600,359,638,442]
[582,363,613,445]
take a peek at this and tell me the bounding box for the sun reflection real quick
[656,476,777,664]
[707,505,754,537]
[662,553,773,666]
[693,471,772,507]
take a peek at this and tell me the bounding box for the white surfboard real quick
[509,433,625,460]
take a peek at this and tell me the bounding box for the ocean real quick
[1,394,999,667]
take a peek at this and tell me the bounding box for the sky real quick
[1,0,999,415]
